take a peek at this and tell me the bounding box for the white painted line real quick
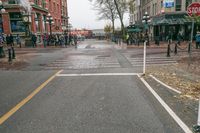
[57,73,141,77]
[129,59,175,61]
[149,75,181,94]
[137,75,192,133]
[130,61,176,63]
[131,63,178,67]
[198,98,200,125]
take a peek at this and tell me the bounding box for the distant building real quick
[92,29,106,37]
[0,0,68,36]
[70,29,93,38]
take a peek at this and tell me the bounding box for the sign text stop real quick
[187,2,200,16]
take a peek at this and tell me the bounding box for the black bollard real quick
[174,43,177,55]
[11,46,16,59]
[167,40,171,57]
[8,48,12,63]
[188,42,191,53]
[193,125,200,133]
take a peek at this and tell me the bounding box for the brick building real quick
[128,0,200,41]
[0,0,68,37]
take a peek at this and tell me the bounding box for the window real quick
[42,0,46,8]
[176,0,181,11]
[9,13,25,32]
[161,1,163,8]
[42,15,47,32]
[155,3,157,15]
[34,0,39,5]
[8,0,19,4]
[35,13,41,32]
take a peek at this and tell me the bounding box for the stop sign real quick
[187,2,200,16]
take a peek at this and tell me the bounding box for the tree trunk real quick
[112,19,115,33]
[113,0,124,35]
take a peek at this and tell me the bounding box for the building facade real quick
[128,0,200,41]
[0,0,68,37]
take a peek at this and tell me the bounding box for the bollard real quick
[167,40,170,57]
[174,43,177,55]
[188,42,191,54]
[193,98,200,133]
[8,48,12,63]
[11,46,16,59]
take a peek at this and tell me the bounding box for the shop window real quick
[8,0,19,4]
[35,13,41,32]
[9,13,25,32]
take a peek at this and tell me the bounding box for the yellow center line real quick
[0,70,63,125]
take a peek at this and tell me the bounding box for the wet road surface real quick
[0,40,190,133]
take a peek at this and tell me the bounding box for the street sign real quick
[187,2,200,16]
[164,0,174,8]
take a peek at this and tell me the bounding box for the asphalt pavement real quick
[0,40,195,133]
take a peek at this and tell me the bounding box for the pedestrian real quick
[31,33,37,47]
[42,33,47,48]
[0,33,5,58]
[177,32,182,45]
[74,35,78,48]
[126,34,129,45]
[10,34,14,47]
[16,34,21,48]
[195,31,200,49]
[60,35,65,47]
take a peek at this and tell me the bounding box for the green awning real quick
[152,13,192,26]
[127,28,141,33]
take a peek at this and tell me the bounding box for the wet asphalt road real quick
[0,40,189,132]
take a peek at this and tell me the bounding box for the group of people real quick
[0,33,78,48]
[42,33,78,48]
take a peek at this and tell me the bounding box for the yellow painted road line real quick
[0,70,63,125]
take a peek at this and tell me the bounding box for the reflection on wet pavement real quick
[45,43,120,70]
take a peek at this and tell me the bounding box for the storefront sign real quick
[187,2,200,16]
[163,0,174,8]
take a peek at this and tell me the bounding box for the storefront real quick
[151,12,193,41]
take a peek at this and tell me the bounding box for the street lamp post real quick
[46,13,54,36]
[0,0,6,58]
[142,11,150,75]
[142,12,150,46]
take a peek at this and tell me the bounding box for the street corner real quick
[145,53,200,101]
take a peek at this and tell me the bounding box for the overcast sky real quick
[68,0,129,30]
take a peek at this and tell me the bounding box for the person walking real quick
[74,35,78,48]
[16,34,21,48]
[31,33,37,47]
[0,33,5,58]
[195,31,200,49]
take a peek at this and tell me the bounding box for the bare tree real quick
[90,0,128,34]
[92,0,118,33]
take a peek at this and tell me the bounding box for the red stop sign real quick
[187,2,200,16]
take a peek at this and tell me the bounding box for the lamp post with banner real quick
[0,0,5,58]
[142,12,150,75]
[46,13,54,36]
